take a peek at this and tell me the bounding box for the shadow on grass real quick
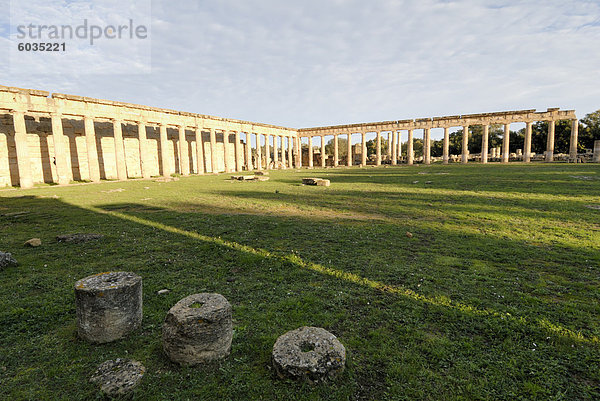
[1,195,599,400]
[280,164,600,197]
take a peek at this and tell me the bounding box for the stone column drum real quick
[162,293,233,366]
[74,272,142,343]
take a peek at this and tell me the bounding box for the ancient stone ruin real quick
[74,271,142,343]
[0,84,590,189]
[302,177,331,186]
[90,358,145,398]
[57,233,104,243]
[272,326,346,383]
[0,251,18,269]
[162,293,233,366]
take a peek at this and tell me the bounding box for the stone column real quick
[308,136,313,168]
[296,136,302,168]
[256,134,262,171]
[333,134,339,167]
[195,126,205,174]
[502,124,510,164]
[396,131,402,162]
[424,128,431,165]
[443,127,449,164]
[51,113,71,185]
[461,125,469,164]
[223,131,231,173]
[209,127,217,174]
[273,135,279,167]
[481,125,489,164]
[593,140,600,163]
[524,122,532,163]
[391,130,397,165]
[407,129,414,165]
[376,131,381,166]
[569,119,579,161]
[12,111,33,188]
[387,132,392,159]
[112,119,127,180]
[235,131,242,172]
[84,116,101,182]
[320,135,326,168]
[546,120,555,162]
[178,125,190,175]
[245,132,253,171]
[347,133,352,166]
[160,123,170,177]
[288,136,293,168]
[281,136,287,169]
[361,132,367,166]
[137,120,151,179]
[265,134,271,169]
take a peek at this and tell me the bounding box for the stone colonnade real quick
[0,86,301,188]
[298,108,578,167]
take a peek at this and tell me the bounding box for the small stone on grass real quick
[90,359,145,398]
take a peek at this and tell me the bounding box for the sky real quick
[1,0,599,143]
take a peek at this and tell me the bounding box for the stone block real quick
[272,326,346,383]
[75,272,142,343]
[162,293,233,366]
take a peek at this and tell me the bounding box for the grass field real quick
[1,163,599,400]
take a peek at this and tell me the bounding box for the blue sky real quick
[1,0,599,143]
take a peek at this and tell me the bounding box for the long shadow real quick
[214,187,600,229]
[1,195,599,400]
[286,164,600,197]
[93,201,600,338]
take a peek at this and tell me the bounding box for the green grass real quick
[1,163,599,400]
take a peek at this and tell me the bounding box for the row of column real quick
[303,119,579,167]
[458,119,578,164]
[10,111,301,188]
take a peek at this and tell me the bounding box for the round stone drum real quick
[162,293,233,366]
[272,326,346,383]
[74,271,143,343]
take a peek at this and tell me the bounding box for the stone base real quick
[272,326,346,383]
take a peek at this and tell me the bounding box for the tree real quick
[366,137,389,157]
[580,110,600,151]
[324,137,348,157]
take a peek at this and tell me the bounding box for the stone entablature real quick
[0,85,297,135]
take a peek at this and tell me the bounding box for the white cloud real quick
[1,0,598,134]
